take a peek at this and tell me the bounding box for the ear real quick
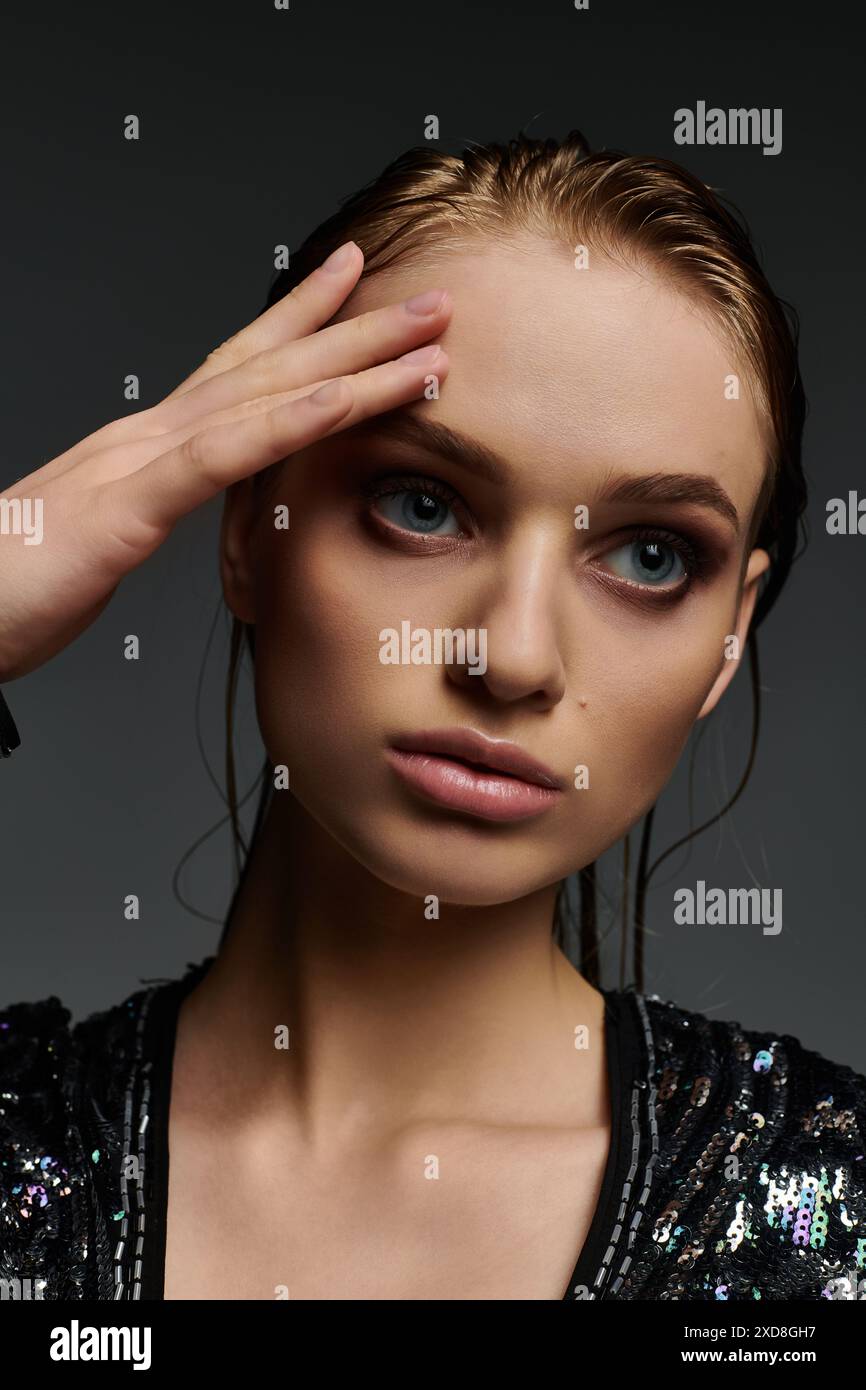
[696,548,771,721]
[220,478,259,625]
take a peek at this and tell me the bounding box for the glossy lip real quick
[389,727,564,789]
[384,727,566,824]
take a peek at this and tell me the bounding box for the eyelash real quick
[361,472,469,533]
[360,472,710,598]
[363,472,462,503]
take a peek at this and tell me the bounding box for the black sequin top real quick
[1,956,865,1301]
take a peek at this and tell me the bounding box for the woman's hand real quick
[0,241,451,681]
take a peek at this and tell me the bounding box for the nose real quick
[446,534,567,710]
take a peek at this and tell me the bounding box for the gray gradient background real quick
[2,0,863,1071]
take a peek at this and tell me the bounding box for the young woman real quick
[1,132,864,1302]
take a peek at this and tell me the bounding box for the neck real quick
[181,794,607,1144]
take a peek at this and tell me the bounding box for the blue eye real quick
[605,538,686,587]
[373,488,460,536]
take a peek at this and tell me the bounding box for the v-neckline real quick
[139,960,647,1301]
[561,987,647,1298]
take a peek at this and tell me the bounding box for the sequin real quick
[612,996,866,1299]
[2,962,865,1300]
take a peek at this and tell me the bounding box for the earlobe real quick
[696,548,771,721]
[220,479,258,625]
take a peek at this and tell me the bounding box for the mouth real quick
[385,727,565,823]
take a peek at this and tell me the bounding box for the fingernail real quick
[404,288,448,316]
[399,344,441,366]
[322,241,359,274]
[309,379,348,406]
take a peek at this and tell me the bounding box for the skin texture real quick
[223,236,769,902]
[164,235,771,1299]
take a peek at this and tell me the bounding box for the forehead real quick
[333,236,767,516]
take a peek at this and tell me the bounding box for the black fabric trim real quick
[139,960,214,1300]
[562,987,646,1299]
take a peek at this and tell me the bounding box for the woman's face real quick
[222,236,771,905]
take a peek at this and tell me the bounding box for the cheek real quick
[249,515,416,775]
[579,605,730,820]
[251,533,367,756]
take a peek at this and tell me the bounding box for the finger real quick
[157,287,452,432]
[161,240,365,404]
[27,242,367,489]
[104,345,448,537]
[287,344,449,442]
[30,317,448,497]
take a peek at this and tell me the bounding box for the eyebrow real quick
[349,410,506,485]
[597,471,740,532]
[349,410,740,532]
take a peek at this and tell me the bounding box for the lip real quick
[385,727,565,823]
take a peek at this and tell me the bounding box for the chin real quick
[337,823,564,907]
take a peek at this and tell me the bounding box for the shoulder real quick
[0,993,74,1155]
[0,994,76,1291]
[628,991,866,1300]
[0,980,159,1299]
[1,960,213,1297]
[640,990,866,1128]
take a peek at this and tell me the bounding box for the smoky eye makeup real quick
[354,458,732,609]
[588,524,718,601]
[358,468,474,544]
[590,512,740,613]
